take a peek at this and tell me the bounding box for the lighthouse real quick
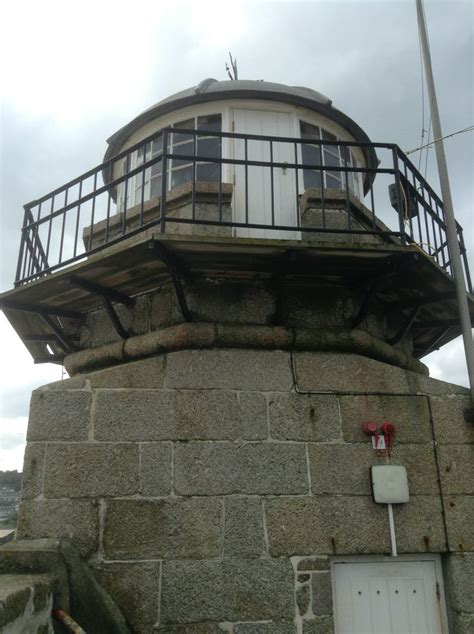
[0,78,473,633]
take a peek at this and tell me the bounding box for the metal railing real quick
[14,127,471,293]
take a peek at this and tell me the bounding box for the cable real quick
[405,125,474,156]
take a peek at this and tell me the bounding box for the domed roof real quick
[104,79,377,192]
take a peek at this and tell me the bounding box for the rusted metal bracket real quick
[387,305,421,345]
[68,276,135,340]
[39,314,78,354]
[68,276,136,307]
[151,240,192,322]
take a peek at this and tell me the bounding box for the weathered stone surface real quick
[296,583,311,616]
[150,288,174,330]
[140,443,172,496]
[27,390,91,441]
[0,574,53,628]
[269,393,340,441]
[21,443,46,499]
[407,372,470,396]
[224,498,265,557]
[94,390,267,441]
[265,495,445,556]
[86,304,134,347]
[156,624,227,633]
[302,616,334,633]
[216,324,292,351]
[43,443,139,497]
[308,444,438,495]
[294,352,410,393]
[174,442,308,495]
[430,395,474,444]
[161,559,294,623]
[234,624,295,633]
[89,356,165,388]
[297,557,330,572]
[438,445,474,494]
[93,561,160,633]
[104,498,221,559]
[444,554,474,613]
[311,573,333,616]
[164,349,293,391]
[451,613,474,634]
[17,499,98,556]
[339,395,430,444]
[44,374,87,389]
[185,279,275,325]
[445,496,474,551]
[65,340,125,376]
[131,295,151,336]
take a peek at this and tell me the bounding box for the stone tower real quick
[1,79,473,633]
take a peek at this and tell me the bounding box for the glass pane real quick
[173,118,194,144]
[150,175,162,198]
[136,147,144,165]
[172,140,193,168]
[323,149,341,168]
[196,163,220,181]
[326,172,341,188]
[197,114,222,132]
[197,137,220,159]
[300,121,320,140]
[302,144,321,167]
[151,157,162,177]
[171,165,193,189]
[321,128,337,142]
[152,136,163,155]
[339,145,349,163]
[303,170,322,189]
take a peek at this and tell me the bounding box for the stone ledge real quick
[64,322,427,377]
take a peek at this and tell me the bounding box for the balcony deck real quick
[1,128,472,366]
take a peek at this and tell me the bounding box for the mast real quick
[416,0,474,402]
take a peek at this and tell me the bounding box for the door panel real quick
[333,560,445,634]
[232,109,299,239]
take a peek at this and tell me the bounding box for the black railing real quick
[14,127,471,293]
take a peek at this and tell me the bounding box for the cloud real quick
[0,0,472,473]
[0,417,27,471]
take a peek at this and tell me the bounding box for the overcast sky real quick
[0,0,473,471]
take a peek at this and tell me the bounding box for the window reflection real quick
[300,121,360,197]
[119,114,222,210]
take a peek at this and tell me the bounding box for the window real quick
[119,114,222,211]
[300,121,360,197]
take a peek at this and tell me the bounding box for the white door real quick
[232,109,299,239]
[333,558,447,634]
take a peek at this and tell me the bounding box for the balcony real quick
[0,128,472,366]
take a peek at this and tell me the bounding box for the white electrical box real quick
[371,465,409,504]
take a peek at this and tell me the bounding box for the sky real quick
[0,0,473,471]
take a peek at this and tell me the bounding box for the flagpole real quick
[416,0,474,403]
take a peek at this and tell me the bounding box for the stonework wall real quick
[17,349,474,632]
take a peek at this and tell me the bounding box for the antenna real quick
[226,52,238,80]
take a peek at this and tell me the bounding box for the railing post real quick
[160,129,168,234]
[14,206,30,285]
[392,147,406,245]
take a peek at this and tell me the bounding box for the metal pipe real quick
[417,0,474,401]
[387,503,398,557]
[52,609,86,633]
